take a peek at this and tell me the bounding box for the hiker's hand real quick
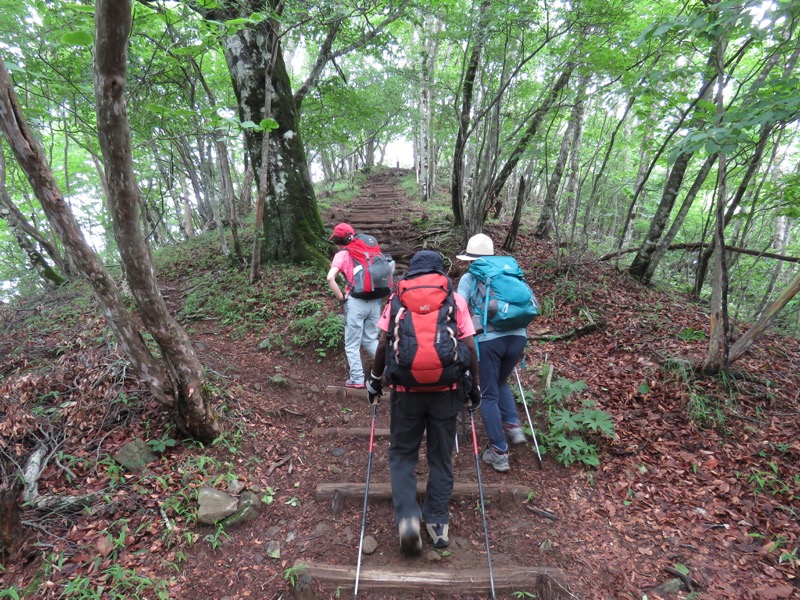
[467,385,481,411]
[366,373,383,405]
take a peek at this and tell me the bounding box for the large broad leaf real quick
[580,409,615,436]
[259,118,279,131]
[551,409,579,433]
[555,436,588,465]
[61,30,93,46]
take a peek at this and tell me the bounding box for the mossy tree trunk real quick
[211,4,327,266]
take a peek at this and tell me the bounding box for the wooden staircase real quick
[290,384,571,599]
[324,168,422,273]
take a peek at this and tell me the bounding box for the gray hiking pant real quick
[343,296,381,383]
[389,389,460,526]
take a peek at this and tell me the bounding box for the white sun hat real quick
[457,233,494,261]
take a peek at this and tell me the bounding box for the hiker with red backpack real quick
[365,250,481,555]
[457,233,538,473]
[326,222,393,389]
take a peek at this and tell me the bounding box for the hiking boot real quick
[344,379,366,389]
[482,447,510,472]
[426,523,449,549]
[398,517,421,556]
[504,423,527,445]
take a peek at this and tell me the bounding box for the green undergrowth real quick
[516,367,615,468]
[314,167,377,211]
[176,258,343,355]
[663,359,736,433]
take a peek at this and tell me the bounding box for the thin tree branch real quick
[598,242,800,265]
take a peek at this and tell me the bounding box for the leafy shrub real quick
[290,312,344,358]
[677,327,706,342]
[540,377,615,467]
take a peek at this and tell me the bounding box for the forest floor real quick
[1,167,799,600]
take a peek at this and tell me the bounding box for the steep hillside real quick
[1,169,798,599]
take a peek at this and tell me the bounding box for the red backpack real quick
[384,271,471,391]
[346,234,394,300]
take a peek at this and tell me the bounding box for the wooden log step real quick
[311,426,390,438]
[316,482,532,501]
[325,385,369,401]
[293,560,570,596]
[340,222,400,229]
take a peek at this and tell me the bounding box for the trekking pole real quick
[354,402,378,598]
[514,367,543,470]
[455,404,467,455]
[469,406,496,600]
[453,393,460,454]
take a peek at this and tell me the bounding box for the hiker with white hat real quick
[456,233,529,473]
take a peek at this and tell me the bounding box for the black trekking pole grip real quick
[469,409,497,600]
[354,402,378,598]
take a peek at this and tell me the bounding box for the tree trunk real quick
[678,36,796,293]
[204,137,230,257]
[564,78,588,246]
[728,268,800,364]
[450,0,490,229]
[94,0,220,442]
[702,35,731,375]
[616,59,719,259]
[183,196,195,237]
[502,175,526,252]
[237,163,254,217]
[215,134,243,265]
[216,17,326,265]
[533,118,571,240]
[0,478,26,560]
[174,138,212,227]
[0,142,68,273]
[0,54,175,407]
[640,154,717,284]
[534,73,588,240]
[583,94,635,242]
[419,14,440,202]
[627,45,721,284]
[477,33,516,225]
[489,63,575,205]
[0,147,66,287]
[755,216,789,320]
[250,22,278,283]
[693,121,777,295]
[0,196,65,287]
[629,150,697,282]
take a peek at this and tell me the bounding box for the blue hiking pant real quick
[389,389,460,526]
[343,296,381,383]
[477,335,527,452]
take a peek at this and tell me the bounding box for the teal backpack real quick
[468,256,538,332]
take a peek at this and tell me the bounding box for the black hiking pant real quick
[389,388,460,527]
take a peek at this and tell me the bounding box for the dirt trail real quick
[173,169,800,599]
[172,170,578,599]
